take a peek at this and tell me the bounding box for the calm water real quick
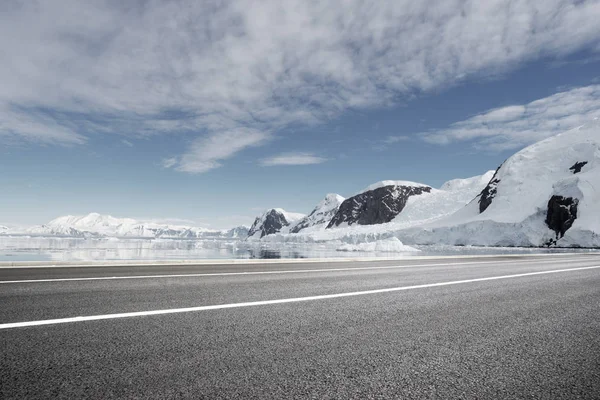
[0,236,593,263]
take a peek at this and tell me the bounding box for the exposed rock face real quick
[478,165,502,213]
[327,185,431,228]
[247,209,294,238]
[291,194,344,233]
[569,161,588,174]
[546,196,579,238]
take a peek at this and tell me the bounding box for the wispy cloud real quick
[421,84,600,150]
[370,135,411,151]
[1,1,600,170]
[260,152,328,167]
[383,135,411,144]
[172,128,270,173]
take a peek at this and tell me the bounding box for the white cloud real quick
[421,84,600,150]
[1,0,600,170]
[260,152,328,167]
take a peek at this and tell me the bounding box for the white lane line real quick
[1,256,599,284]
[1,265,599,330]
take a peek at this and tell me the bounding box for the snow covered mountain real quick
[327,181,432,228]
[290,194,345,233]
[223,226,250,238]
[260,171,495,244]
[247,209,305,239]
[405,121,600,247]
[9,213,248,239]
[391,171,495,227]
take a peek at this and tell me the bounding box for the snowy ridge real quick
[391,170,495,227]
[4,212,248,239]
[44,213,218,238]
[359,180,430,194]
[272,208,305,224]
[290,194,345,233]
[440,171,495,192]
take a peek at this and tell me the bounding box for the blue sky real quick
[1,1,600,229]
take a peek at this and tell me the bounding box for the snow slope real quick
[290,194,345,233]
[391,171,495,227]
[405,121,600,247]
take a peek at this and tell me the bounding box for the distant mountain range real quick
[3,121,598,248]
[248,173,494,239]
[2,213,248,239]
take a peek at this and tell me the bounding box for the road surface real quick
[1,254,599,399]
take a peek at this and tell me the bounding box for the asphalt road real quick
[1,254,599,399]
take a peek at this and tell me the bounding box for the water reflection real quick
[0,236,593,262]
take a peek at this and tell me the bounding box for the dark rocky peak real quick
[247,209,291,238]
[327,184,431,228]
[569,161,588,174]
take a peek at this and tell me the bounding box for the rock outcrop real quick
[327,182,431,228]
[545,196,579,239]
[569,161,588,174]
[247,209,305,239]
[477,165,502,213]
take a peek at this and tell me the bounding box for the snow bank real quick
[336,237,420,253]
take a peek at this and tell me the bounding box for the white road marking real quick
[1,256,599,284]
[1,265,598,330]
